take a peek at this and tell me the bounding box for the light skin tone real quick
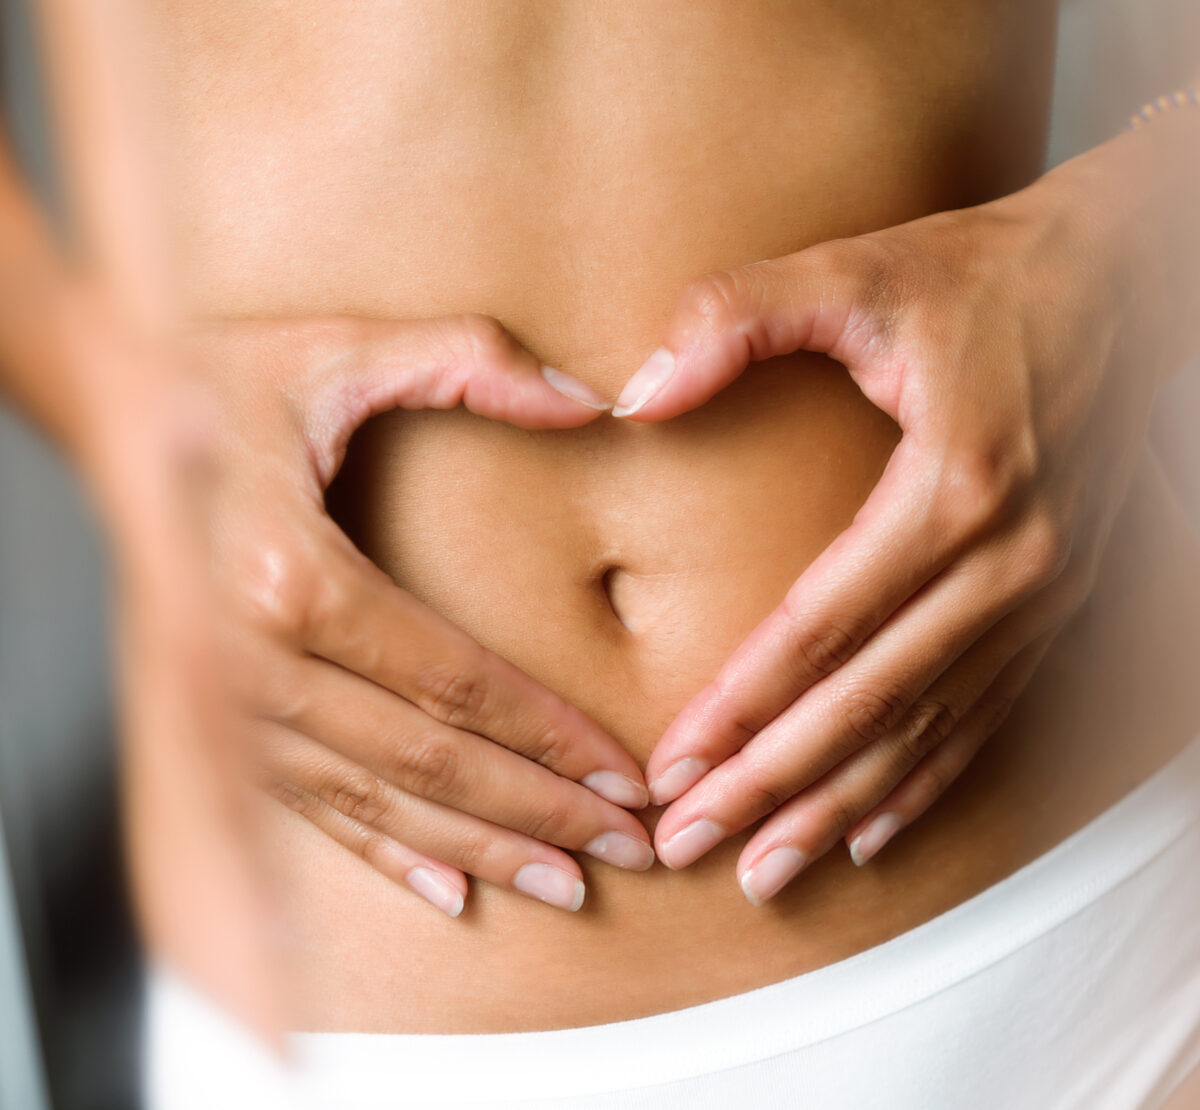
[1,3,653,1034]
[3,0,1198,1045]
[625,92,1200,903]
[0,159,654,1029]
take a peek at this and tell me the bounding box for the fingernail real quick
[405,867,465,918]
[582,770,651,809]
[740,847,809,907]
[848,812,904,867]
[659,818,725,870]
[513,863,586,911]
[540,365,611,411]
[648,757,709,805]
[584,831,656,871]
[612,348,675,417]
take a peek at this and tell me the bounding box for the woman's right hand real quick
[171,312,654,918]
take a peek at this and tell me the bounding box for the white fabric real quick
[145,729,1200,1110]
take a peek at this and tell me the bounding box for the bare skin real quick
[107,0,1200,1033]
[5,0,1195,1053]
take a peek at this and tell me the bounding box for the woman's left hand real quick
[622,153,1185,905]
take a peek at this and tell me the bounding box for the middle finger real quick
[268,657,655,867]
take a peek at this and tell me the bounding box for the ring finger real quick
[261,727,600,912]
[735,627,1061,905]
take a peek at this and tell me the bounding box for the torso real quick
[149,0,1200,1031]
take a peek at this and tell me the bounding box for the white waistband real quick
[288,729,1200,1099]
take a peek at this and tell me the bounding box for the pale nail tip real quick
[850,811,903,867]
[739,873,766,907]
[612,347,675,417]
[568,880,586,912]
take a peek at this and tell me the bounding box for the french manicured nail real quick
[659,818,725,870]
[583,770,651,809]
[612,347,675,417]
[848,812,904,867]
[584,831,656,871]
[540,365,611,411]
[405,867,465,918]
[513,863,586,911]
[740,847,809,907]
[648,757,709,805]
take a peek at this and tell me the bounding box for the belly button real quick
[599,565,637,632]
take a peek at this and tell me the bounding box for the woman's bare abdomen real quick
[149,0,1200,1032]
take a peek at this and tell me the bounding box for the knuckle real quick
[790,620,862,680]
[1015,510,1074,593]
[445,828,493,876]
[937,448,1019,541]
[738,752,799,815]
[409,656,490,728]
[841,683,911,745]
[237,543,312,640]
[398,736,462,799]
[896,698,959,763]
[679,269,751,334]
[356,830,400,871]
[814,789,857,837]
[458,313,513,361]
[523,722,574,770]
[236,538,345,645]
[749,775,795,815]
[325,767,390,827]
[523,801,574,845]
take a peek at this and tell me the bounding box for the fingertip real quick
[657,817,725,870]
[539,365,612,412]
[647,756,709,806]
[611,347,676,418]
[405,866,467,918]
[582,770,651,809]
[513,862,587,912]
[739,845,809,906]
[846,811,903,867]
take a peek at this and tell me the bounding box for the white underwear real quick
[144,729,1200,1110]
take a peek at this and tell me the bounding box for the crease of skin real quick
[601,558,748,634]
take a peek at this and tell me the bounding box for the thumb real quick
[303,313,611,486]
[611,240,890,422]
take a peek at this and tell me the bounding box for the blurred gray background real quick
[1,2,137,1108]
[1,1,1197,1108]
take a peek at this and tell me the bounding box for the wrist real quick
[1028,104,1200,386]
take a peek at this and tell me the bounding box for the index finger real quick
[289,529,650,810]
[646,439,968,804]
